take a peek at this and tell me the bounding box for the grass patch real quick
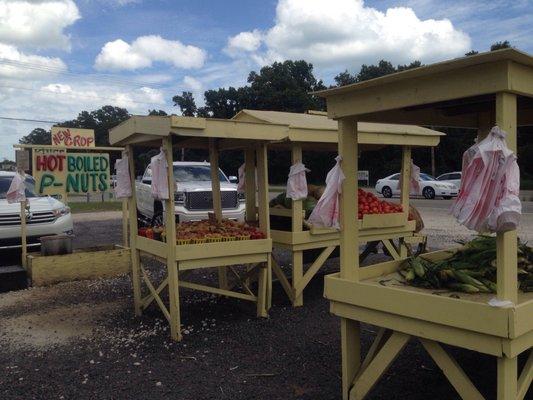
[69,201,123,213]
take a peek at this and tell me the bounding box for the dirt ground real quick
[1,209,532,400]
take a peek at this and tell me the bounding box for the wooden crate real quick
[27,245,130,287]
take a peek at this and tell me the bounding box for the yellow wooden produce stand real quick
[109,115,288,341]
[318,49,533,399]
[233,109,442,306]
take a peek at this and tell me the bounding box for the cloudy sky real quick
[1,0,532,159]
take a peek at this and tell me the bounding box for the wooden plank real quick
[255,143,270,316]
[381,240,400,260]
[517,350,533,400]
[497,356,517,400]
[141,277,168,310]
[209,138,223,222]
[122,199,128,247]
[511,298,533,338]
[244,147,256,222]
[359,328,391,374]
[292,250,304,306]
[339,118,359,281]
[271,255,295,302]
[179,253,268,270]
[126,144,141,316]
[495,92,518,304]
[324,274,511,338]
[136,235,167,258]
[175,238,271,261]
[28,246,130,286]
[140,266,170,322]
[294,246,336,295]
[341,318,361,400]
[331,302,504,357]
[420,339,484,400]
[20,200,27,268]
[291,144,303,232]
[351,331,410,400]
[400,146,411,221]
[179,280,257,302]
[163,136,182,342]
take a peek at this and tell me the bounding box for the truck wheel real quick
[152,201,164,226]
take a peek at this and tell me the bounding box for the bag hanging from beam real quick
[150,149,170,200]
[114,157,132,199]
[286,162,310,200]
[7,172,26,204]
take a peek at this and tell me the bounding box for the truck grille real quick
[0,211,56,226]
[185,191,238,211]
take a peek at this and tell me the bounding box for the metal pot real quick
[40,234,73,256]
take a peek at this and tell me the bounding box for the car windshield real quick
[0,176,38,199]
[173,165,228,183]
[420,173,437,181]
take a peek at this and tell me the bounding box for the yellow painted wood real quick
[497,356,517,400]
[350,331,410,400]
[140,265,171,322]
[179,280,257,302]
[331,302,504,357]
[141,277,168,310]
[359,328,390,374]
[513,298,533,338]
[291,144,303,232]
[400,146,411,220]
[271,256,295,302]
[517,350,533,400]
[175,238,271,261]
[294,246,336,296]
[292,251,304,307]
[339,118,359,281]
[256,144,271,313]
[122,199,128,247]
[381,240,400,260]
[126,145,142,316]
[14,143,124,152]
[136,235,168,258]
[244,147,256,222]
[495,92,518,304]
[341,318,361,400]
[163,136,182,342]
[290,145,304,306]
[28,245,130,286]
[178,253,268,270]
[20,199,27,268]
[420,339,484,400]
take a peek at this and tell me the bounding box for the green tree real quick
[19,127,51,145]
[491,41,511,51]
[148,109,168,116]
[397,60,422,72]
[357,60,396,81]
[333,70,357,87]
[465,50,479,56]
[172,91,198,117]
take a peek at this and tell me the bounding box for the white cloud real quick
[182,75,202,92]
[0,43,66,79]
[94,35,207,71]
[0,0,80,50]
[229,0,471,69]
[224,30,262,56]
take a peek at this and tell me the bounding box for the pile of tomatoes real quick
[358,189,403,219]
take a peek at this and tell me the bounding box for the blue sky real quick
[0,0,532,159]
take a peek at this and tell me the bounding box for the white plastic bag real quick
[114,157,132,199]
[286,162,310,200]
[237,163,245,193]
[307,156,345,229]
[451,126,521,232]
[6,172,26,204]
[150,149,169,200]
[397,160,420,195]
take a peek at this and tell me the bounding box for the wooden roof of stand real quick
[315,48,533,127]
[109,111,444,150]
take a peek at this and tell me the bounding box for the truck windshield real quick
[0,176,38,199]
[173,165,228,183]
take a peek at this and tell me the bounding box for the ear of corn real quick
[399,235,533,294]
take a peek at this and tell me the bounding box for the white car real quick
[437,171,462,189]
[136,161,245,224]
[375,172,458,200]
[0,171,74,250]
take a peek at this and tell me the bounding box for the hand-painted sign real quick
[51,127,95,148]
[33,150,110,198]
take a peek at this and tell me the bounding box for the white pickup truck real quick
[136,161,246,224]
[0,171,74,250]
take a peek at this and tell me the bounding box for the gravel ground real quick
[0,207,532,400]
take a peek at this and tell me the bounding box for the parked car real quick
[136,161,245,224]
[375,172,458,199]
[0,171,74,250]
[437,171,462,189]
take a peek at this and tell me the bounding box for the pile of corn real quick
[400,235,533,293]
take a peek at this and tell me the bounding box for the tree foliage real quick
[172,91,197,117]
[490,41,511,51]
[334,60,422,87]
[19,127,51,145]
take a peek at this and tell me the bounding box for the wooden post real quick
[400,146,411,221]
[209,138,228,290]
[121,199,128,247]
[497,355,517,400]
[338,118,359,281]
[126,145,142,316]
[291,144,304,307]
[163,136,182,341]
[341,318,361,400]
[495,92,518,304]
[256,143,270,315]
[244,147,256,222]
[20,199,27,268]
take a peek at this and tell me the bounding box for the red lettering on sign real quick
[36,155,47,171]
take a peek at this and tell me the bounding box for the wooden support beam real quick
[420,339,484,400]
[350,331,410,400]
[400,146,411,222]
[179,280,257,302]
[141,277,168,310]
[228,266,255,297]
[126,144,142,316]
[341,318,361,400]
[140,266,170,322]
[495,92,518,304]
[359,328,391,374]
[163,136,182,341]
[497,355,517,400]
[256,143,270,316]
[338,118,359,281]
[382,239,401,260]
[291,144,304,232]
[291,144,304,307]
[244,147,256,222]
[294,246,336,296]
[271,256,295,302]
[292,251,304,307]
[517,350,533,400]
[122,199,128,247]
